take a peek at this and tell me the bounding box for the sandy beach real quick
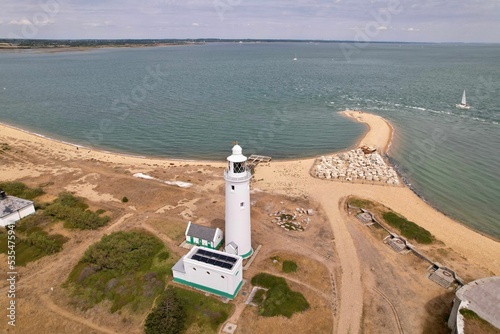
[1,110,499,334]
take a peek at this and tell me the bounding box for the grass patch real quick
[172,286,233,333]
[460,308,500,334]
[251,273,309,318]
[65,231,172,313]
[0,225,68,266]
[348,197,376,210]
[382,211,433,244]
[145,287,185,334]
[0,181,44,200]
[44,192,110,230]
[253,289,266,304]
[282,260,298,273]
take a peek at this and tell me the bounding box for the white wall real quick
[0,204,36,227]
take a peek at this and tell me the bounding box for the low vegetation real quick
[382,211,433,244]
[0,181,44,200]
[348,197,376,210]
[282,260,298,273]
[251,273,309,318]
[460,308,500,334]
[44,192,110,230]
[66,231,171,313]
[0,212,68,266]
[144,288,186,334]
[348,196,434,245]
[167,286,233,333]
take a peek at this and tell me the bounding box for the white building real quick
[224,144,253,259]
[0,190,36,227]
[184,221,224,250]
[448,276,500,333]
[172,246,243,299]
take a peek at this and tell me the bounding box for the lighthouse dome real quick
[232,144,242,155]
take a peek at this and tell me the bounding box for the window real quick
[231,185,235,191]
[221,275,225,279]
[233,162,244,173]
[193,268,196,271]
[240,202,244,208]
[206,271,211,275]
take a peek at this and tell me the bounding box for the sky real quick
[1,0,499,43]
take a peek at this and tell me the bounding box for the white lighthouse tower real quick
[224,144,253,259]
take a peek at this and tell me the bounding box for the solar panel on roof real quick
[197,249,209,256]
[190,248,238,270]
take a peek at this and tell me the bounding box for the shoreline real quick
[0,109,388,164]
[1,115,499,271]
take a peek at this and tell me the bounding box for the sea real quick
[0,42,499,239]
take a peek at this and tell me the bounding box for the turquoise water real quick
[0,43,499,238]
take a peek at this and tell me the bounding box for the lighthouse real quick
[224,144,253,259]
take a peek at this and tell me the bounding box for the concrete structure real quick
[224,144,253,259]
[448,276,500,333]
[0,190,35,227]
[172,246,243,299]
[185,221,223,250]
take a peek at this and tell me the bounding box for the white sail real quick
[456,89,470,109]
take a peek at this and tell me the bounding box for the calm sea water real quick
[0,43,499,238]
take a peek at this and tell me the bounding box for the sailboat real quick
[456,90,470,109]
[293,54,297,61]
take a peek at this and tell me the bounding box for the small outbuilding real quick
[172,246,243,299]
[185,221,224,250]
[0,189,35,227]
[448,276,500,333]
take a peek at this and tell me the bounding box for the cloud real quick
[0,0,499,42]
[9,18,32,25]
[83,21,113,27]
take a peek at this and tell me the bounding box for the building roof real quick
[189,247,238,270]
[186,222,219,241]
[0,196,34,219]
[456,276,500,329]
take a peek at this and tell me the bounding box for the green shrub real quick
[253,289,266,304]
[0,230,67,265]
[16,213,51,234]
[173,286,232,332]
[145,288,186,334]
[0,181,44,200]
[121,196,129,203]
[82,231,163,272]
[251,273,309,318]
[382,211,433,244]
[157,251,170,260]
[282,260,298,273]
[44,193,110,230]
[25,231,62,254]
[66,231,169,312]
